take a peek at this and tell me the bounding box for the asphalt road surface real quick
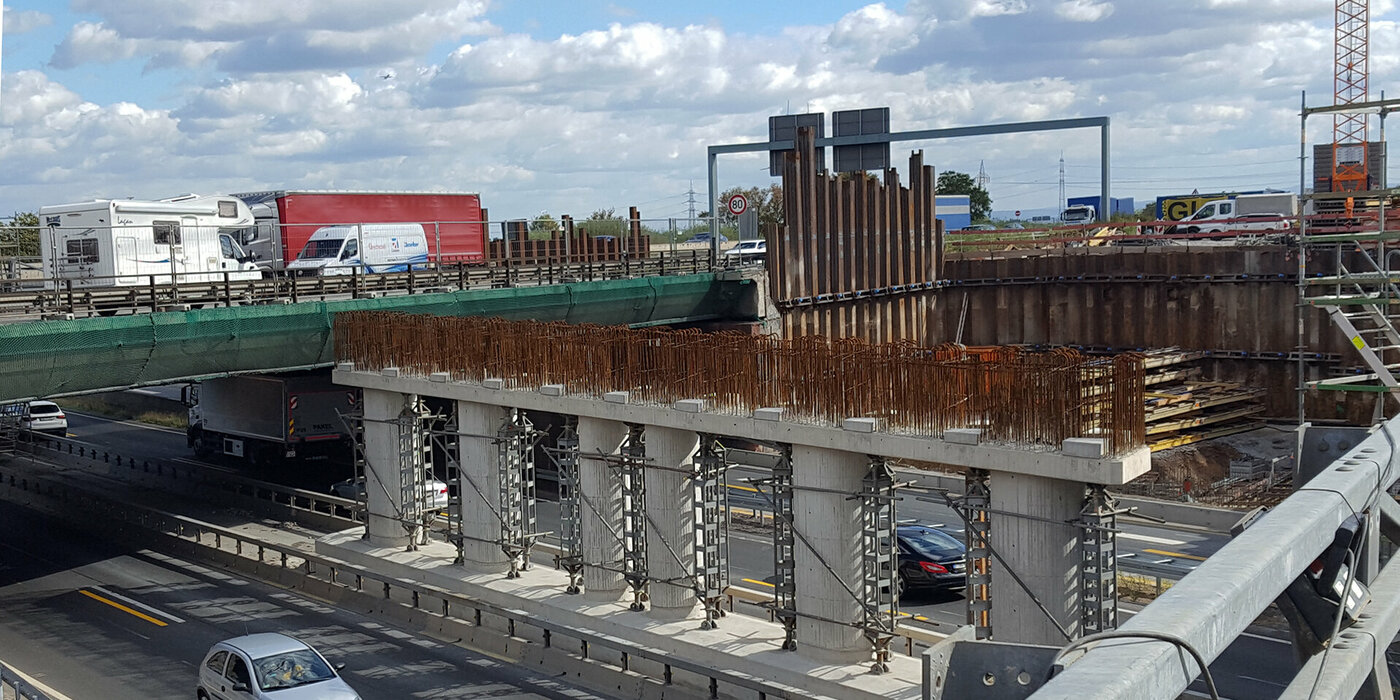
[0,498,612,699]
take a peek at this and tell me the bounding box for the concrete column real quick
[363,388,409,548]
[989,472,1086,645]
[577,416,627,599]
[457,399,509,571]
[643,425,698,618]
[791,445,868,662]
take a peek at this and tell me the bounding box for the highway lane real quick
[56,411,1222,627]
[0,498,612,700]
[37,412,1300,698]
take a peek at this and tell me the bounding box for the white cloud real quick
[3,8,52,35]
[1055,1,1114,22]
[4,1,1397,221]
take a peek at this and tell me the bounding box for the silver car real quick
[198,633,359,700]
[330,476,449,511]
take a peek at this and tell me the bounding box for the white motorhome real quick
[285,224,428,276]
[38,195,261,287]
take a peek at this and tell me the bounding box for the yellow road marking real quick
[726,483,759,493]
[79,589,168,627]
[1143,548,1206,561]
[741,578,774,588]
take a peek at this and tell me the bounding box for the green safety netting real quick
[0,273,743,402]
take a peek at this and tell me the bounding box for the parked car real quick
[198,633,359,700]
[896,524,967,594]
[689,233,718,244]
[1,401,68,436]
[722,240,767,262]
[960,223,997,231]
[330,476,449,511]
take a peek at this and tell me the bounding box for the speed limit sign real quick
[727,194,749,217]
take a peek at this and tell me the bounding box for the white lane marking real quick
[0,664,76,700]
[1119,532,1187,546]
[1239,674,1286,688]
[88,584,186,624]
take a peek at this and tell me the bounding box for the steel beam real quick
[1034,415,1400,699]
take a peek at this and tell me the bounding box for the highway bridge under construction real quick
[6,122,1400,698]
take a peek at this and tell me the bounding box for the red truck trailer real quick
[231,190,487,270]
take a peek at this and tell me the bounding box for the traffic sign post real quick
[727,194,749,217]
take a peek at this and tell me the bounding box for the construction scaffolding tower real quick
[436,407,465,565]
[619,424,650,611]
[551,417,585,594]
[964,468,993,639]
[497,408,540,578]
[397,396,433,549]
[858,456,898,674]
[766,444,798,651]
[1080,485,1121,635]
[692,434,731,629]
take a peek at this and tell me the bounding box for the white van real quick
[285,223,428,276]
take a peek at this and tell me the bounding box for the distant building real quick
[935,195,971,231]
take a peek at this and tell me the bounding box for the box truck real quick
[38,194,261,288]
[184,372,357,465]
[1063,196,1135,223]
[231,190,487,270]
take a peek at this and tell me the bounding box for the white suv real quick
[3,401,68,436]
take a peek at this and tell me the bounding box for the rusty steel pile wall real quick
[768,127,942,343]
[940,246,1373,420]
[334,311,1146,454]
[489,206,652,264]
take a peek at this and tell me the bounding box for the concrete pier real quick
[577,415,629,599]
[990,472,1086,645]
[643,425,699,617]
[457,399,510,571]
[362,388,409,548]
[792,445,869,662]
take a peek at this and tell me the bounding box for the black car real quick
[896,525,967,594]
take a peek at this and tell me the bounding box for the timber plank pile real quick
[1140,349,1265,451]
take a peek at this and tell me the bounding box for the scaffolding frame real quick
[497,408,540,578]
[397,396,433,549]
[693,434,731,629]
[1080,485,1121,635]
[964,468,993,639]
[551,416,585,593]
[619,423,650,611]
[858,456,898,674]
[766,444,798,651]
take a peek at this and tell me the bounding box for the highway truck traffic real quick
[37,194,262,288]
[1060,196,1134,224]
[184,372,357,464]
[231,190,488,271]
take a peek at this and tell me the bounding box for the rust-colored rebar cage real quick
[335,312,1146,455]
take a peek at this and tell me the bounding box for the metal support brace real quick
[770,444,798,650]
[340,408,369,537]
[497,409,539,578]
[859,456,898,674]
[964,468,993,639]
[693,434,730,629]
[398,395,432,550]
[434,407,464,564]
[553,416,585,593]
[619,423,650,611]
[1080,485,1120,635]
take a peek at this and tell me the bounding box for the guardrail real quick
[0,662,59,700]
[1034,413,1400,699]
[0,251,712,320]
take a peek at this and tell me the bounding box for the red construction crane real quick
[1331,0,1369,191]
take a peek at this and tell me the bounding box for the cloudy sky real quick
[2,0,1397,223]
